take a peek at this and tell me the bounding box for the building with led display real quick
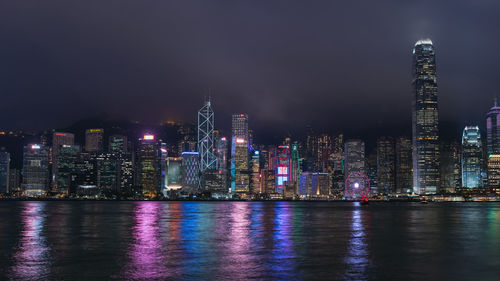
[85,128,104,152]
[299,172,330,197]
[274,145,292,194]
[461,126,483,189]
[166,157,182,190]
[412,39,439,195]
[22,144,50,196]
[486,100,500,155]
[181,152,200,189]
[138,134,160,196]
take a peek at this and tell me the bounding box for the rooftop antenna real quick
[495,95,498,107]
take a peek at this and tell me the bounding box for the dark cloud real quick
[1,0,499,134]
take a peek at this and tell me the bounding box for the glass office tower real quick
[412,39,439,195]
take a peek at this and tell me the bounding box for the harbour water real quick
[0,201,499,280]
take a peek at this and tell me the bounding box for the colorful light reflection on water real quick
[9,202,50,280]
[0,202,500,280]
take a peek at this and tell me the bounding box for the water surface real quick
[0,201,499,280]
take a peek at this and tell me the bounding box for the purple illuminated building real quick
[486,100,500,155]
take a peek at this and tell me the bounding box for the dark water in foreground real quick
[0,202,499,280]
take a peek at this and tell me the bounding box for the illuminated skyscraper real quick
[85,129,104,152]
[291,143,301,194]
[377,137,395,194]
[52,132,75,191]
[250,150,260,193]
[22,144,49,196]
[316,134,332,172]
[412,39,439,195]
[57,144,81,194]
[231,114,249,192]
[138,134,160,196]
[461,126,483,189]
[0,149,9,194]
[198,100,217,172]
[299,172,330,197]
[487,101,500,193]
[440,141,461,194]
[181,152,200,189]
[217,136,228,192]
[486,100,500,155]
[274,145,291,194]
[232,114,249,143]
[166,157,182,190]
[395,137,413,193]
[344,139,366,195]
[233,138,249,194]
[488,155,500,195]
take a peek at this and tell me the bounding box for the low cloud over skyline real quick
[1,0,499,133]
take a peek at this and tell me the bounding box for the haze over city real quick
[1,0,499,133]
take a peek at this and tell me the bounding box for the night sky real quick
[1,0,499,135]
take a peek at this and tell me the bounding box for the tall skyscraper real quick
[412,39,439,195]
[486,100,500,193]
[461,126,483,189]
[0,148,10,194]
[274,145,291,194]
[198,100,217,172]
[22,144,50,196]
[377,137,395,194]
[316,134,332,172]
[250,150,261,193]
[57,144,81,194]
[439,141,461,194]
[181,152,200,189]
[488,155,500,195]
[85,129,104,152]
[344,139,366,196]
[217,136,228,192]
[231,114,249,193]
[486,100,500,155]
[395,137,413,193]
[231,114,249,141]
[52,132,75,191]
[233,138,250,194]
[138,134,160,196]
[291,143,301,194]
